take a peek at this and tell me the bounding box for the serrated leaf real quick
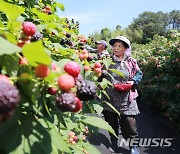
[102,58,112,69]
[22,41,51,66]
[55,2,65,11]
[0,116,52,154]
[0,37,21,55]
[109,69,125,78]
[78,115,117,137]
[0,1,24,21]
[50,129,71,153]
[30,8,51,22]
[83,142,100,154]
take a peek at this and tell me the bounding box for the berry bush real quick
[132,32,180,130]
[0,0,116,153]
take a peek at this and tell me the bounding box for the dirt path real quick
[88,104,180,154]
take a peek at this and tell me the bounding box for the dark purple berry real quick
[56,93,76,112]
[31,32,43,42]
[76,79,97,101]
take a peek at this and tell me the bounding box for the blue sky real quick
[57,0,180,36]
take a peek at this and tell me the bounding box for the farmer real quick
[102,36,143,154]
[85,40,110,60]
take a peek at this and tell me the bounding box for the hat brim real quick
[95,41,100,44]
[109,39,129,48]
[95,41,107,47]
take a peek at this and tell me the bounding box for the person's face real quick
[97,43,105,52]
[112,42,126,57]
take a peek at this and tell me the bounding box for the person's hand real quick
[126,81,134,85]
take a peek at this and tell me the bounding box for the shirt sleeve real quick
[131,70,143,85]
[85,45,97,53]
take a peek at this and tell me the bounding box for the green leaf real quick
[93,104,103,115]
[0,54,19,76]
[0,1,24,21]
[102,90,110,100]
[22,41,51,66]
[0,116,52,154]
[102,58,112,69]
[7,21,21,31]
[30,8,51,22]
[56,58,71,70]
[50,129,71,153]
[99,78,112,89]
[103,101,120,117]
[0,37,21,56]
[55,2,65,11]
[109,69,125,78]
[18,80,41,103]
[83,142,100,154]
[78,115,117,137]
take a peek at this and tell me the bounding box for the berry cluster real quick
[42,5,52,15]
[17,22,43,48]
[67,131,78,144]
[94,62,102,74]
[55,61,82,112]
[79,49,89,60]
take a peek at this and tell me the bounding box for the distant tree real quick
[128,11,169,43]
[116,25,121,30]
[100,28,111,40]
[169,10,180,30]
[89,10,180,44]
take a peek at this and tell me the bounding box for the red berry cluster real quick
[78,35,87,44]
[79,49,89,60]
[42,6,52,15]
[17,22,43,48]
[94,62,102,74]
[67,131,78,144]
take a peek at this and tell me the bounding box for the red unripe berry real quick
[94,67,102,74]
[82,49,88,54]
[79,54,85,60]
[73,136,78,142]
[84,66,90,71]
[58,74,75,91]
[83,38,87,43]
[72,97,82,112]
[17,39,30,47]
[47,87,57,95]
[19,57,28,65]
[69,138,74,142]
[95,62,101,68]
[64,61,81,77]
[51,62,57,71]
[22,22,36,36]
[35,64,50,78]
[46,6,51,10]
[68,132,75,137]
